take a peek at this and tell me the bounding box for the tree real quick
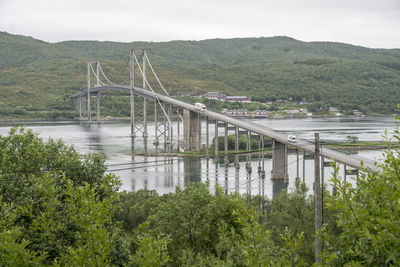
[320,122,400,265]
[345,135,359,144]
[0,127,126,265]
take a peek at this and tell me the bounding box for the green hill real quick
[0,31,399,118]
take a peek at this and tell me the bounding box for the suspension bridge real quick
[72,49,377,188]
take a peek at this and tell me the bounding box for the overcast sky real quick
[1,0,399,48]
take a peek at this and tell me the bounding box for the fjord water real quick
[0,116,396,198]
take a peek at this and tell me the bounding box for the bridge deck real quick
[73,85,377,170]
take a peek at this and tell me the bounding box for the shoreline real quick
[0,114,394,124]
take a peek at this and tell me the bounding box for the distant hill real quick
[0,31,399,117]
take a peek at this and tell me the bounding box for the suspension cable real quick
[98,62,116,85]
[132,52,172,125]
[89,63,105,86]
[145,54,169,96]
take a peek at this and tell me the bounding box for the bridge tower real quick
[271,140,289,181]
[183,110,201,150]
[82,60,99,122]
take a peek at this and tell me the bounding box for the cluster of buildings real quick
[222,109,268,118]
[201,92,251,102]
[282,109,308,114]
[329,107,364,116]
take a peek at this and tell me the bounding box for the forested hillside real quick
[1,31,400,118]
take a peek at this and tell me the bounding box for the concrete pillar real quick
[258,136,261,173]
[272,179,287,197]
[215,121,218,157]
[154,103,159,146]
[246,131,252,173]
[177,107,180,151]
[163,105,167,147]
[183,109,201,150]
[79,97,82,120]
[296,149,299,179]
[97,91,100,123]
[224,123,228,156]
[197,113,201,152]
[169,104,173,151]
[235,126,240,169]
[206,117,209,157]
[271,140,288,181]
[130,51,135,136]
[303,151,306,183]
[261,136,265,178]
[224,123,228,166]
[143,51,148,138]
[87,62,91,121]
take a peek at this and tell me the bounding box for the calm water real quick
[0,116,397,198]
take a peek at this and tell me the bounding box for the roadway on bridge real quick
[74,85,376,170]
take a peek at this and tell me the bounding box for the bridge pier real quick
[296,149,299,180]
[87,62,92,122]
[183,109,201,151]
[130,50,135,136]
[143,99,148,137]
[142,51,148,138]
[272,179,288,197]
[197,112,201,152]
[153,103,159,146]
[163,104,167,150]
[261,136,265,178]
[97,91,100,123]
[224,123,228,166]
[215,120,219,157]
[271,140,288,182]
[246,131,252,173]
[303,151,306,183]
[79,97,83,120]
[206,117,209,157]
[235,126,240,169]
[258,135,261,173]
[169,104,173,151]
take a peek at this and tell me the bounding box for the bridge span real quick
[72,50,377,194]
[74,84,376,171]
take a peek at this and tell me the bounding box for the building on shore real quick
[200,92,251,102]
[224,96,251,102]
[252,110,268,118]
[201,92,226,100]
[222,109,249,118]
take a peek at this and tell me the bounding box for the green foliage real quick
[320,122,400,265]
[0,127,125,265]
[0,199,46,265]
[57,176,118,266]
[132,233,171,266]
[234,207,279,266]
[280,227,306,266]
[138,183,247,264]
[260,180,316,264]
[2,118,400,265]
[0,127,111,205]
[346,135,359,143]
